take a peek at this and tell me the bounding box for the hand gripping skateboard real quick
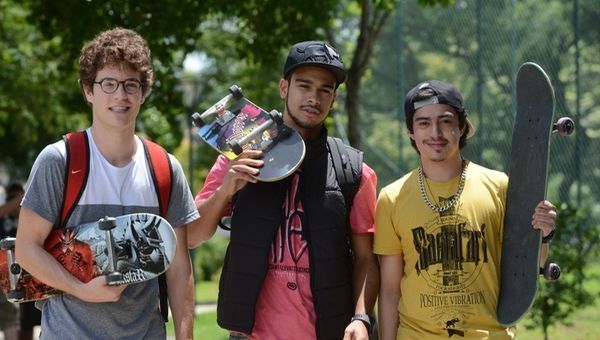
[496,62,574,326]
[192,85,306,182]
[0,213,176,303]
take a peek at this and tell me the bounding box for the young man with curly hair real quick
[16,28,199,339]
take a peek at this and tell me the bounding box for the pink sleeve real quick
[349,163,377,234]
[195,155,233,216]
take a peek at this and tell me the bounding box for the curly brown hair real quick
[79,28,153,99]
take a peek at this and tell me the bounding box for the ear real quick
[330,90,337,109]
[81,81,94,104]
[279,78,288,99]
[407,128,415,141]
[459,123,466,138]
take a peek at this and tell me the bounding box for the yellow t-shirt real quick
[374,161,515,339]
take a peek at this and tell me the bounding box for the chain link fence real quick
[351,0,599,227]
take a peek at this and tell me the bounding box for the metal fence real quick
[349,0,599,227]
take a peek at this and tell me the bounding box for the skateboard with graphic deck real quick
[497,62,575,326]
[192,85,305,182]
[0,213,176,303]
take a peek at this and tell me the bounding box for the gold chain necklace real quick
[418,161,468,213]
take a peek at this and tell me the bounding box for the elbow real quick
[187,225,217,249]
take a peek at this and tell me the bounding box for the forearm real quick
[352,255,380,314]
[188,187,230,248]
[378,254,404,340]
[168,227,195,339]
[539,243,549,266]
[378,288,400,340]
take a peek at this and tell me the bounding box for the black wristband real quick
[351,313,372,333]
[542,229,555,244]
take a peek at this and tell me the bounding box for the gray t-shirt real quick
[22,132,199,339]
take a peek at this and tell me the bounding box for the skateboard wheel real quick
[191,112,205,128]
[542,262,561,281]
[10,263,21,275]
[7,290,25,301]
[230,141,243,155]
[0,237,15,249]
[553,117,575,136]
[229,85,244,100]
[268,110,283,125]
[105,272,124,285]
[98,217,117,230]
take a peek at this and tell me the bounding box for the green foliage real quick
[193,235,229,281]
[525,202,600,338]
[0,1,86,179]
[0,0,340,180]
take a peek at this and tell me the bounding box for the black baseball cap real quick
[283,41,346,86]
[404,80,475,138]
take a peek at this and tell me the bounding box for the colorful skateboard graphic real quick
[192,85,305,182]
[0,213,176,303]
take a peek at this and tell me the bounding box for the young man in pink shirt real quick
[189,41,379,340]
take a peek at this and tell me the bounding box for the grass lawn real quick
[195,279,219,304]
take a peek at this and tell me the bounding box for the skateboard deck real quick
[0,213,176,303]
[497,63,573,326]
[192,85,305,182]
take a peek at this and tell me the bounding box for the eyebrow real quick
[414,111,456,121]
[294,77,335,90]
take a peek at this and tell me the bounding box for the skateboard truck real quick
[552,117,575,136]
[191,85,244,128]
[539,262,560,281]
[228,110,284,155]
[98,216,124,285]
[0,237,25,301]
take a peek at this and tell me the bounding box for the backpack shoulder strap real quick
[140,137,173,323]
[140,138,173,218]
[327,137,363,209]
[59,131,90,228]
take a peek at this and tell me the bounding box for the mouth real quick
[109,106,130,113]
[300,105,322,116]
[426,140,448,148]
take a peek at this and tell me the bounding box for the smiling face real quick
[83,65,145,133]
[279,66,337,139]
[409,103,466,164]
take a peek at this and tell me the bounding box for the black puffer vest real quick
[216,131,355,340]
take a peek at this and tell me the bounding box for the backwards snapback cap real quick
[404,80,475,138]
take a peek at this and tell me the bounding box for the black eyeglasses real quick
[93,78,143,95]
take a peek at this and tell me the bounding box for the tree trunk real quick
[343,0,391,148]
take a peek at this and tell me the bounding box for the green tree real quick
[526,202,600,340]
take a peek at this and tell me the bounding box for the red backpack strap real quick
[140,137,173,322]
[140,138,173,218]
[59,131,90,227]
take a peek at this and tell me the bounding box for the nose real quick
[113,82,129,98]
[431,122,443,137]
[306,89,320,106]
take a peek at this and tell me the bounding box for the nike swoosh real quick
[71,169,82,174]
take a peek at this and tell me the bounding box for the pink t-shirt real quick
[196,155,377,339]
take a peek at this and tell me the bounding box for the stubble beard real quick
[285,99,324,130]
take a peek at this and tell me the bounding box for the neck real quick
[420,154,463,182]
[90,125,137,167]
